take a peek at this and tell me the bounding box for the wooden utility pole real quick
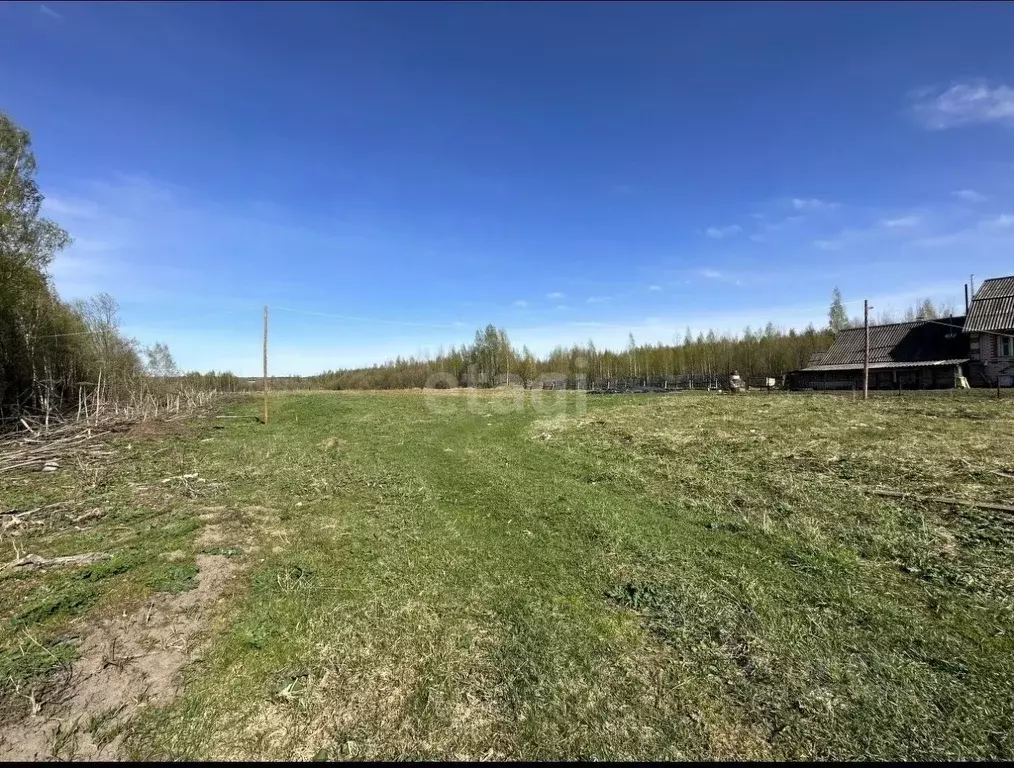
[863,299,870,400]
[262,306,269,425]
[965,283,969,314]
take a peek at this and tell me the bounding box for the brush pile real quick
[0,388,220,474]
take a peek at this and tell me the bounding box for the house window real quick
[1001,335,1014,358]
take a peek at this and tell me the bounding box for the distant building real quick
[790,316,968,390]
[964,276,1014,387]
[789,273,1014,390]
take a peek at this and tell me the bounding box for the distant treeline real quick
[212,323,834,391]
[218,292,956,392]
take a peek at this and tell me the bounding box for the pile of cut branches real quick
[0,388,220,474]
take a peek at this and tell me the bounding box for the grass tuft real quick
[145,563,198,595]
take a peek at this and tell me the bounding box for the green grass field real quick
[2,389,1013,760]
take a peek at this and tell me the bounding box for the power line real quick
[265,306,464,328]
[34,306,255,339]
[35,330,97,339]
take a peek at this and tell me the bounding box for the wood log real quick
[868,488,1014,513]
[5,552,112,570]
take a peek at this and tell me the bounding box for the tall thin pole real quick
[863,299,870,401]
[262,306,269,425]
[970,274,975,298]
[964,283,969,314]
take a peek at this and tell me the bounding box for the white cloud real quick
[813,239,841,251]
[48,252,124,299]
[513,299,528,308]
[980,213,1014,229]
[699,269,723,279]
[39,4,63,20]
[586,296,610,304]
[913,213,1014,249]
[554,304,570,311]
[44,195,103,221]
[705,224,741,240]
[792,198,838,212]
[953,189,987,203]
[881,216,920,228]
[911,82,1014,129]
[754,215,804,237]
[647,285,662,292]
[546,291,565,299]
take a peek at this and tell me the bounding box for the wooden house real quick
[789,316,969,390]
[964,276,1014,387]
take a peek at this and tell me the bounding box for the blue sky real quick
[4,2,1014,375]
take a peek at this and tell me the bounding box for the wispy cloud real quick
[44,195,102,220]
[813,239,842,251]
[881,215,920,228]
[763,215,804,232]
[953,189,987,203]
[546,291,565,299]
[911,82,1014,129]
[513,299,528,308]
[647,285,662,292]
[699,269,724,279]
[39,4,63,20]
[909,213,1014,249]
[979,213,1014,229]
[705,224,741,240]
[792,198,838,212]
[586,296,610,304]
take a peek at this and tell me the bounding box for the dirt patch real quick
[195,510,264,556]
[0,555,237,760]
[196,525,230,549]
[318,436,346,452]
[124,419,191,442]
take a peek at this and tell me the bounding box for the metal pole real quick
[964,284,969,314]
[262,306,269,425]
[863,299,870,401]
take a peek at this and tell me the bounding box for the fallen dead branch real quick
[71,509,104,524]
[5,552,112,570]
[1,501,73,517]
[1,502,77,533]
[161,473,199,484]
[868,488,1014,514]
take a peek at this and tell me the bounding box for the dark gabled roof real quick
[803,316,968,372]
[803,359,969,372]
[964,276,1014,333]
